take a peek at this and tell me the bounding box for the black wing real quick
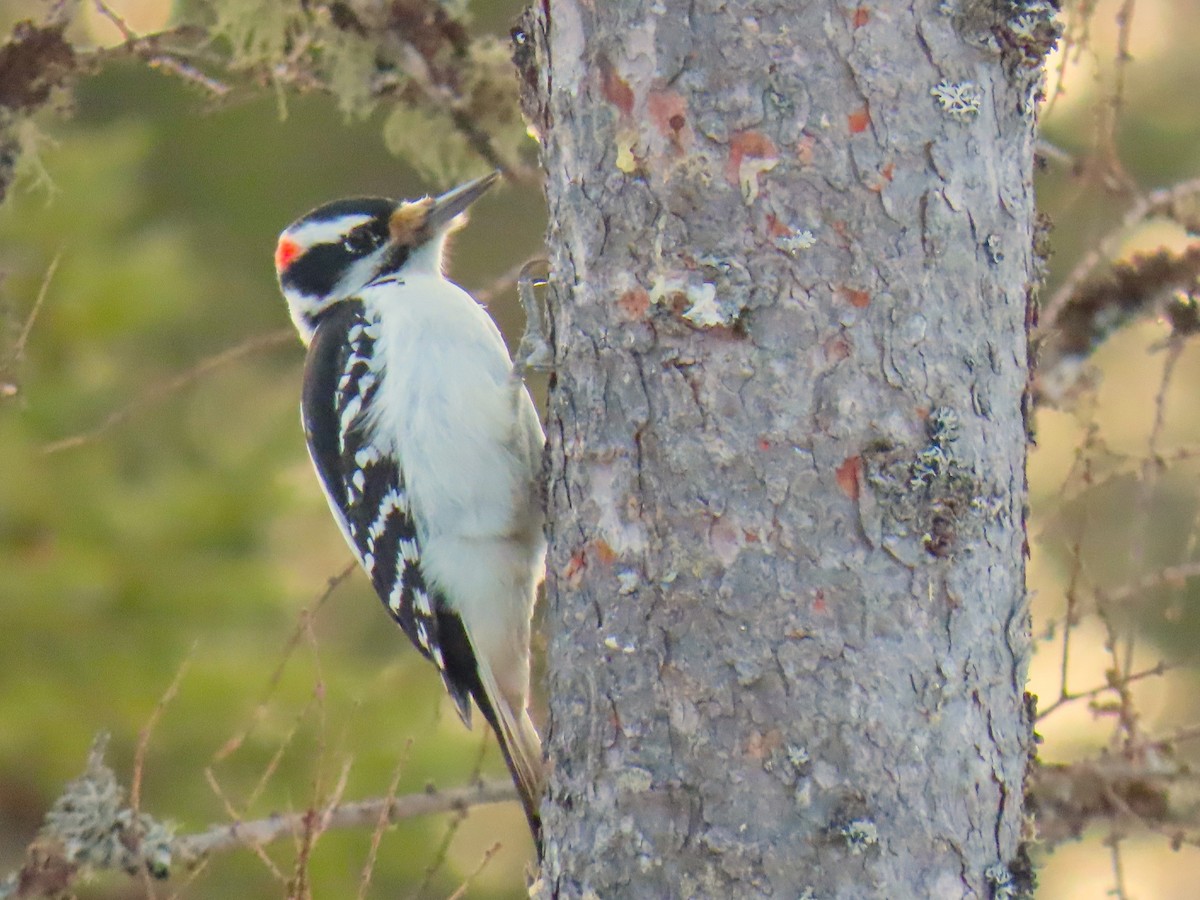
[299,301,474,721]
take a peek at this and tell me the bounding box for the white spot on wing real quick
[339,394,362,433]
[388,579,403,613]
[414,587,431,616]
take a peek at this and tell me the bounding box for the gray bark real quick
[530,1,1043,896]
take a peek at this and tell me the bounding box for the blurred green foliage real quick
[0,0,545,896]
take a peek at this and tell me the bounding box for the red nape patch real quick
[275,237,301,272]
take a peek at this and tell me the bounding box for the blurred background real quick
[0,0,1199,897]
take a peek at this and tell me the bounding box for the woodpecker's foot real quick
[514,257,553,377]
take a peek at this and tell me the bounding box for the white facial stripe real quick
[284,214,377,250]
[335,249,392,297]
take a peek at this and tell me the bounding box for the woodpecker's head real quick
[274,172,499,343]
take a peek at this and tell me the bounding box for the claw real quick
[514,257,553,377]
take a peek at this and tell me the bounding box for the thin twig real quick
[90,1,230,97]
[291,757,353,898]
[411,735,492,899]
[146,55,233,97]
[131,643,198,813]
[92,0,135,42]
[1106,832,1131,900]
[1037,661,1171,721]
[445,841,502,900]
[212,563,353,764]
[13,250,61,363]
[357,742,412,900]
[42,328,295,454]
[1119,339,1184,709]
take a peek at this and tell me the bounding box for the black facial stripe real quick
[344,219,390,253]
[373,244,411,279]
[282,241,354,299]
[298,197,394,225]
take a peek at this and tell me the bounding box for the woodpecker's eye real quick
[343,228,383,255]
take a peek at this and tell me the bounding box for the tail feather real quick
[434,609,544,851]
[473,657,544,848]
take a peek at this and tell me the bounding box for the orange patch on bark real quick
[765,214,792,238]
[617,287,650,319]
[725,130,778,184]
[823,333,852,362]
[745,728,783,760]
[847,106,870,134]
[796,134,816,166]
[564,549,587,585]
[647,89,687,137]
[868,161,896,193]
[835,455,862,500]
[841,287,871,308]
[757,437,772,451]
[599,57,634,117]
[852,6,870,27]
[593,538,618,565]
[813,589,828,614]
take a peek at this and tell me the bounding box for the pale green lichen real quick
[39,734,175,880]
[837,817,878,855]
[649,273,731,327]
[930,80,982,121]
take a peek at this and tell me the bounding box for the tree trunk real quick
[530,1,1043,895]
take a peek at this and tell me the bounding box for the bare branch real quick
[88,1,229,97]
[0,735,517,899]
[1029,758,1198,849]
[1036,661,1171,721]
[176,781,517,863]
[1035,247,1200,407]
[1096,559,1200,607]
[1040,176,1200,337]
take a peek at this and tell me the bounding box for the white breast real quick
[357,271,542,549]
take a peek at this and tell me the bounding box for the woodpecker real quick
[274,172,546,843]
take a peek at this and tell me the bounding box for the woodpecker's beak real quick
[390,172,500,246]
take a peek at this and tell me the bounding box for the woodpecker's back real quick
[273,174,545,844]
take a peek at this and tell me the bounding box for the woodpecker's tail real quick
[473,658,545,850]
[434,609,545,850]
